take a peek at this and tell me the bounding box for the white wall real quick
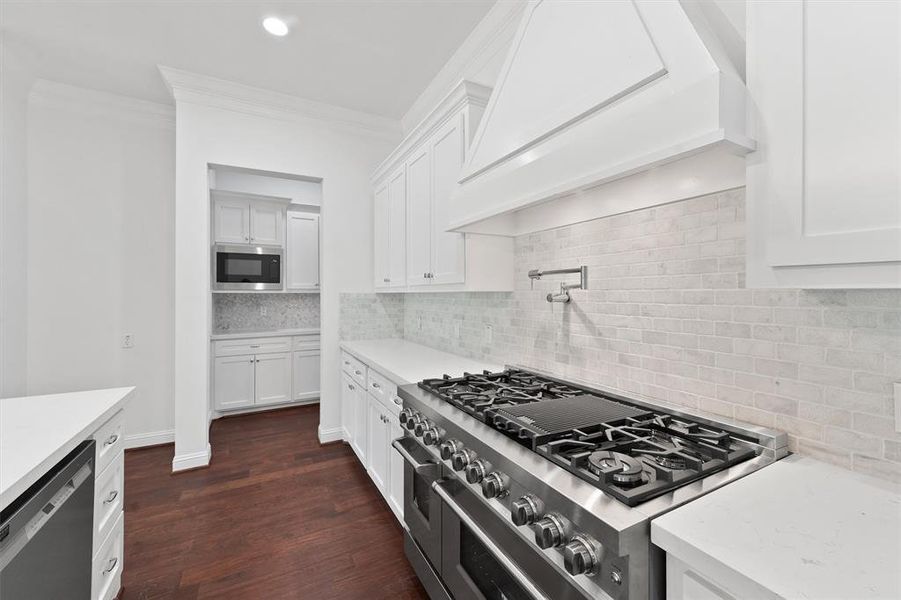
[212,167,322,206]
[0,36,34,397]
[171,95,396,470]
[25,81,176,446]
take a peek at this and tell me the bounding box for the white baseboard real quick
[124,429,175,449]
[172,443,211,472]
[318,424,344,444]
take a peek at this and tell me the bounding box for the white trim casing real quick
[172,444,211,472]
[317,424,345,445]
[124,429,175,450]
[29,79,175,130]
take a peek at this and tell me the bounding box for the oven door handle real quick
[432,480,551,600]
[392,437,440,476]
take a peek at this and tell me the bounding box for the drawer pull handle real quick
[250,344,261,348]
[103,557,118,575]
[104,434,119,446]
[393,397,402,406]
[371,382,380,389]
[103,490,119,504]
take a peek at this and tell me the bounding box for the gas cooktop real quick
[420,368,758,506]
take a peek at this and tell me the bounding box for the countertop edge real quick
[339,341,414,385]
[0,386,135,513]
[210,328,320,341]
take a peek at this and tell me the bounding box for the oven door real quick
[213,245,283,290]
[434,478,590,600]
[393,437,443,568]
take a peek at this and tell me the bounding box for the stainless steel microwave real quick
[212,244,283,291]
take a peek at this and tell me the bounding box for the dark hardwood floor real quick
[122,405,428,600]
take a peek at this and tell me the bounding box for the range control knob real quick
[422,427,444,446]
[439,439,463,461]
[413,419,433,437]
[511,494,544,526]
[404,413,422,430]
[563,535,602,576]
[450,449,476,472]
[481,472,510,499]
[465,459,491,484]
[399,408,414,424]
[534,514,567,549]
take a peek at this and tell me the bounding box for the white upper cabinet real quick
[447,0,754,236]
[213,196,251,244]
[286,212,319,290]
[372,81,513,292]
[747,0,901,288]
[212,190,288,246]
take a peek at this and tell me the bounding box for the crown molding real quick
[158,66,401,142]
[371,80,492,184]
[400,1,525,133]
[28,79,175,130]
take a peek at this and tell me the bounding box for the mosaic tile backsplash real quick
[213,293,320,332]
[342,188,901,482]
[339,293,404,340]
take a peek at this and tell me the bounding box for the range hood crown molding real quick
[449,0,755,237]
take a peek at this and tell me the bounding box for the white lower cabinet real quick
[90,410,125,600]
[341,351,404,522]
[213,334,320,412]
[665,554,755,600]
[367,393,391,493]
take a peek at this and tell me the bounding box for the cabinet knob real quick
[103,557,118,575]
[371,382,380,389]
[349,384,355,391]
[104,434,119,446]
[354,370,362,375]
[103,490,119,504]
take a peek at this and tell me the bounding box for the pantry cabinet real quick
[286,212,320,290]
[371,81,513,292]
[212,190,288,246]
[746,0,901,288]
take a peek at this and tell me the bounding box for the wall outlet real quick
[122,334,134,349]
[260,306,267,316]
[483,324,493,345]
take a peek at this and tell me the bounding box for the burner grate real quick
[486,395,650,448]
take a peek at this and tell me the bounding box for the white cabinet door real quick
[388,414,404,519]
[373,183,391,288]
[254,352,292,406]
[747,0,901,288]
[250,202,284,246]
[292,349,320,400]
[341,373,357,443]
[286,212,319,290]
[214,355,255,410]
[406,146,432,287]
[367,395,390,494]
[430,113,466,285]
[214,197,250,244]
[387,166,407,288]
[352,383,367,465]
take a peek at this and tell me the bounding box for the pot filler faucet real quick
[528,266,588,303]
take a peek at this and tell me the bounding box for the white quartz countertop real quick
[0,387,134,512]
[210,328,319,341]
[651,454,901,600]
[340,339,503,385]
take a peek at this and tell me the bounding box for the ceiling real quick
[0,0,495,118]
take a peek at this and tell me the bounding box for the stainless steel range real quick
[393,367,787,600]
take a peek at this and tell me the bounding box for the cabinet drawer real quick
[92,411,124,475]
[341,352,367,386]
[293,334,321,350]
[93,453,124,558]
[215,336,292,357]
[366,368,397,406]
[92,511,123,600]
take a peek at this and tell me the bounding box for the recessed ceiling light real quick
[263,17,289,37]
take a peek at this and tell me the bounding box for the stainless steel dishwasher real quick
[0,440,96,599]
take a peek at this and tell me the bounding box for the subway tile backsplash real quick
[341,188,901,482]
[339,293,404,341]
[213,293,319,333]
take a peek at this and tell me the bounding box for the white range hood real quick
[449,0,754,236]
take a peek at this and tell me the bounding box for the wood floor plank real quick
[122,405,427,599]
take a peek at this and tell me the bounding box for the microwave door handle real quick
[432,480,551,600]
[392,438,440,477]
